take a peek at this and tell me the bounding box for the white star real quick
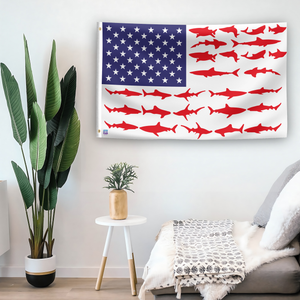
[149,40,154,45]
[134,64,140,70]
[155,46,161,52]
[177,28,182,33]
[106,63,112,68]
[127,45,133,51]
[120,39,126,44]
[155,58,161,64]
[113,57,119,62]
[142,33,147,39]
[148,65,154,70]
[134,52,140,57]
[106,75,111,81]
[120,76,126,82]
[162,40,168,46]
[177,40,182,46]
[128,33,133,38]
[156,34,161,39]
[134,27,140,32]
[127,70,133,75]
[141,45,147,51]
[106,50,112,56]
[113,44,119,50]
[127,57,133,63]
[106,38,112,44]
[148,27,154,33]
[162,65,168,71]
[120,26,126,32]
[162,52,168,58]
[177,78,182,83]
[177,53,182,58]
[120,51,126,57]
[141,70,147,76]
[162,27,168,33]
[106,25,112,31]
[134,39,140,45]
[169,71,175,77]
[148,77,154,83]
[155,71,161,77]
[176,65,182,71]
[169,59,175,64]
[113,69,119,75]
[148,52,154,58]
[170,46,175,52]
[113,32,119,38]
[120,64,126,69]
[134,77,140,82]
[141,58,147,64]
[162,77,168,83]
[170,34,175,39]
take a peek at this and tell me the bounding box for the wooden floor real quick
[0,278,154,300]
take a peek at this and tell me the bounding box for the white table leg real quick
[124,226,137,296]
[95,226,114,291]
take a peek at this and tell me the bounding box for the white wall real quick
[0,0,300,278]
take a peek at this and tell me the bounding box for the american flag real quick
[97,22,287,140]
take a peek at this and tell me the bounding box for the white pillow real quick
[260,171,300,250]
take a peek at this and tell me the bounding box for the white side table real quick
[95,215,147,295]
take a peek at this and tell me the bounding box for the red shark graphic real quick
[269,24,286,34]
[208,104,246,118]
[247,103,281,112]
[209,88,247,100]
[141,105,171,119]
[190,67,239,78]
[248,87,282,95]
[219,50,239,62]
[189,27,217,38]
[139,122,177,137]
[104,121,138,131]
[244,67,280,77]
[232,37,280,47]
[241,25,266,35]
[105,88,142,97]
[241,50,266,60]
[189,51,217,62]
[191,39,227,49]
[244,123,281,134]
[219,25,239,38]
[215,124,244,137]
[269,49,287,59]
[104,104,141,115]
[142,89,172,100]
[181,123,212,139]
[173,104,204,121]
[174,88,205,102]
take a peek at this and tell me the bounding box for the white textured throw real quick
[138,220,300,300]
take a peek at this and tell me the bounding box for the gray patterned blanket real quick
[173,219,245,288]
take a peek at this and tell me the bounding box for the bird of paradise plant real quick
[0,36,80,258]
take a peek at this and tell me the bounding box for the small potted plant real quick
[104,162,138,220]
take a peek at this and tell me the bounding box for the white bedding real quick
[138,220,300,300]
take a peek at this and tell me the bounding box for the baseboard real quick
[0,266,144,278]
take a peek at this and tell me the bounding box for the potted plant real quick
[0,36,80,287]
[104,162,138,220]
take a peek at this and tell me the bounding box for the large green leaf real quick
[11,161,34,209]
[0,63,27,145]
[54,66,76,146]
[45,40,61,121]
[53,109,80,173]
[56,167,70,188]
[30,102,47,171]
[23,35,37,118]
[39,172,57,211]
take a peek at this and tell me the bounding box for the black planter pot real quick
[25,254,56,288]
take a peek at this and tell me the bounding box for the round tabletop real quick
[95,215,147,227]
